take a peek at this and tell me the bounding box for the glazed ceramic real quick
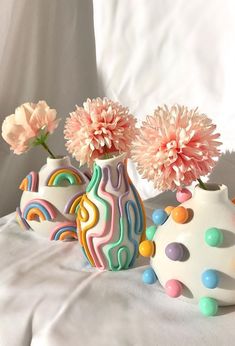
[140,184,235,316]
[77,153,146,271]
[16,156,89,240]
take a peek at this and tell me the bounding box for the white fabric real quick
[1,199,235,346]
[1,0,235,215]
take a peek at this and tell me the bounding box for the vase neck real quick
[46,156,71,168]
[193,184,228,203]
[95,152,126,169]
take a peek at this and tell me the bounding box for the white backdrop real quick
[1,0,235,215]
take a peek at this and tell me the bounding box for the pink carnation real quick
[64,97,137,167]
[2,101,59,154]
[132,105,221,191]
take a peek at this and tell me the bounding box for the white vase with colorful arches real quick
[16,156,90,240]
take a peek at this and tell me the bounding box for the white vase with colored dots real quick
[16,156,90,240]
[77,152,146,271]
[139,184,235,316]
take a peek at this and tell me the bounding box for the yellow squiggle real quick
[76,194,99,266]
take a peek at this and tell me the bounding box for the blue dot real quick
[152,209,168,225]
[142,268,158,284]
[201,270,219,289]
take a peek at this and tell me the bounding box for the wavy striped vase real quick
[77,153,146,271]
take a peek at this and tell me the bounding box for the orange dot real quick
[172,206,189,224]
[139,240,155,257]
[231,198,235,204]
[165,206,175,215]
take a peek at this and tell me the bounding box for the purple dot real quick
[165,242,184,261]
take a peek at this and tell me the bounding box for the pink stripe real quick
[50,221,76,240]
[86,168,116,270]
[23,199,57,219]
[30,171,38,192]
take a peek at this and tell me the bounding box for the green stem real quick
[40,141,56,159]
[197,178,208,190]
[103,152,114,160]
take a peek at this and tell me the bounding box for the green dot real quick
[146,225,157,240]
[205,227,223,247]
[199,297,218,316]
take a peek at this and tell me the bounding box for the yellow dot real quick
[165,206,175,215]
[139,240,155,257]
[172,206,189,224]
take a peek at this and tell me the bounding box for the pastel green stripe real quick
[53,173,77,185]
[88,164,109,221]
[106,217,131,271]
[86,163,98,192]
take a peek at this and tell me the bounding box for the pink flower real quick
[64,97,137,167]
[132,105,221,191]
[2,101,59,154]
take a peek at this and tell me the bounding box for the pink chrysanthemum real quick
[132,105,221,191]
[2,101,59,155]
[64,97,137,167]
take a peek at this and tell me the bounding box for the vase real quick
[16,156,90,240]
[77,153,146,271]
[139,183,235,316]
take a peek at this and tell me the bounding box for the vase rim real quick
[47,155,69,161]
[195,183,227,192]
[194,183,228,202]
[46,155,71,166]
[95,152,126,164]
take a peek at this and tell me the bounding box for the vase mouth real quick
[47,155,67,161]
[95,152,126,165]
[46,155,71,166]
[196,183,222,191]
[194,183,228,202]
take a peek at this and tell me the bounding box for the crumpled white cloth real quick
[0,196,235,346]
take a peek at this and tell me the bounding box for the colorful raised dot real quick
[165,206,175,215]
[165,279,183,298]
[142,268,158,284]
[139,240,155,257]
[172,206,189,224]
[165,242,184,261]
[176,188,192,203]
[201,269,219,289]
[146,225,157,240]
[199,297,218,316]
[231,198,235,204]
[152,209,168,225]
[205,227,223,247]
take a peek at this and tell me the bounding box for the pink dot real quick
[176,188,192,203]
[165,279,183,298]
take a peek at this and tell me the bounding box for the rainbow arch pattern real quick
[16,207,30,230]
[77,161,146,271]
[19,171,38,192]
[45,166,85,187]
[50,222,77,241]
[64,192,84,214]
[22,199,57,221]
